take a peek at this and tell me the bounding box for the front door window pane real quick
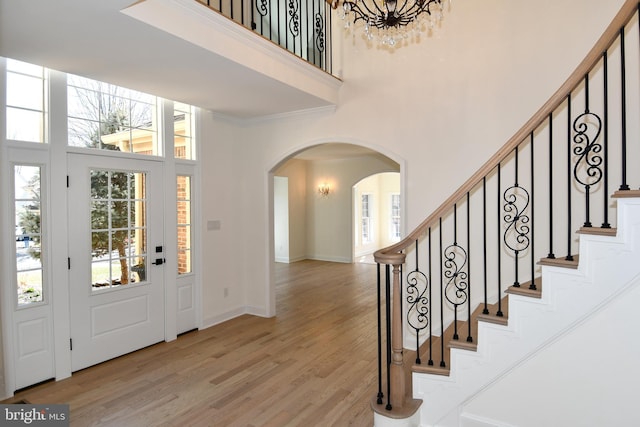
[91,169,147,289]
[14,165,44,305]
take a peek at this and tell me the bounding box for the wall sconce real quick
[318,183,331,197]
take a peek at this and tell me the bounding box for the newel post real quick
[375,250,407,411]
[390,261,406,408]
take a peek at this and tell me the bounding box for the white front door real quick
[67,154,165,371]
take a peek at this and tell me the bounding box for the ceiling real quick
[0,0,337,119]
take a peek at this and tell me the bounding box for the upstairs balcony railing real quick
[372,0,640,418]
[198,0,334,74]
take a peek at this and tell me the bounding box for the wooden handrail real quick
[374,0,640,265]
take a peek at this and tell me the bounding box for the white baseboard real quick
[201,304,271,330]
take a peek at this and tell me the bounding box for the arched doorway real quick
[269,142,403,312]
[353,172,401,264]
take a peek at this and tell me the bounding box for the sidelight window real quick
[176,175,193,275]
[14,165,45,305]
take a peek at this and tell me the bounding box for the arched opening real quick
[269,142,402,314]
[353,172,401,264]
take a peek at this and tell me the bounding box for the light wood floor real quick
[5,260,379,426]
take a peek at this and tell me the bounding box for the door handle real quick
[152,258,165,265]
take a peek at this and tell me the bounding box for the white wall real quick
[199,112,249,324]
[273,176,289,262]
[274,159,307,263]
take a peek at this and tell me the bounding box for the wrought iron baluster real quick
[619,27,629,191]
[496,163,504,317]
[466,192,472,343]
[547,113,555,259]
[529,132,537,290]
[443,204,468,341]
[438,218,445,367]
[288,0,300,54]
[407,240,429,365]
[385,264,392,410]
[277,0,281,44]
[566,94,574,261]
[602,51,611,228]
[482,177,489,314]
[256,0,268,35]
[315,7,326,66]
[573,74,603,229]
[503,147,530,288]
[428,227,433,366]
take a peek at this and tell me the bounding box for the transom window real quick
[6,59,47,143]
[174,102,196,160]
[67,75,159,155]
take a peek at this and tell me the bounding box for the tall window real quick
[390,193,401,240]
[362,194,372,244]
[14,165,44,305]
[176,175,193,274]
[174,102,196,160]
[6,59,47,143]
[67,74,159,155]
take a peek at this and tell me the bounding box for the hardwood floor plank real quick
[4,260,378,426]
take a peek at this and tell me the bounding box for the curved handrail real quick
[374,0,640,266]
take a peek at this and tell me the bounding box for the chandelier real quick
[338,0,447,46]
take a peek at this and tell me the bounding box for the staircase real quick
[414,196,640,426]
[371,1,640,426]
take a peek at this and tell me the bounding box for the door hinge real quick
[70,338,73,351]
[68,257,71,270]
[66,175,69,188]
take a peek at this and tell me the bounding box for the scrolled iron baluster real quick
[257,0,268,17]
[406,268,429,364]
[288,0,301,37]
[443,242,468,340]
[503,184,530,287]
[315,13,325,53]
[572,109,603,228]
